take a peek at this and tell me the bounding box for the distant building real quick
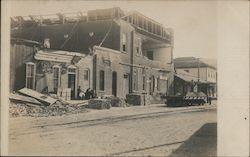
[10,7,175,103]
[174,57,217,98]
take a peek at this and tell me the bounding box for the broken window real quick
[147,51,154,60]
[99,70,105,91]
[122,33,127,52]
[25,62,35,89]
[53,66,61,91]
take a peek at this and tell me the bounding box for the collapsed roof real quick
[11,7,171,42]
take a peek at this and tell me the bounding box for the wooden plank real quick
[9,93,42,105]
[18,88,58,105]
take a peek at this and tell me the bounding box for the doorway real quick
[112,71,117,96]
[68,74,76,99]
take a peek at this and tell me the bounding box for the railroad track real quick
[10,106,216,137]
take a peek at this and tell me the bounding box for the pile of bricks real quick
[9,101,44,117]
[109,97,127,107]
[87,99,112,109]
[126,94,149,106]
[9,100,88,117]
[101,95,128,107]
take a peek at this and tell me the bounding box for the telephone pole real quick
[197,58,200,92]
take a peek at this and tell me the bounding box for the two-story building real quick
[174,57,217,98]
[10,7,174,103]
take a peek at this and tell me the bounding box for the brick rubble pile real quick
[9,101,88,117]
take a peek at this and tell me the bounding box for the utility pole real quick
[197,58,200,92]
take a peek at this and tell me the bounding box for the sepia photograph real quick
[1,0,249,156]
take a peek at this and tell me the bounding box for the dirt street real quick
[9,104,217,156]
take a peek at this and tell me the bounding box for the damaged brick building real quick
[10,7,174,104]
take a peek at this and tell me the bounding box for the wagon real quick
[165,92,207,107]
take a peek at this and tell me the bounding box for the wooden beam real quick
[19,88,58,105]
[9,93,42,105]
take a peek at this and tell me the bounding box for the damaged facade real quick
[10,7,174,104]
[174,57,217,99]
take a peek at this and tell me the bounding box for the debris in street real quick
[9,99,88,117]
[9,93,42,105]
[18,88,58,105]
[9,101,44,117]
[126,94,146,106]
[42,101,87,117]
[87,98,111,109]
[101,95,128,107]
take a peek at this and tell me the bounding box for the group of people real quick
[77,86,96,100]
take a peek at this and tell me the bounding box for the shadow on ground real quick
[169,123,217,157]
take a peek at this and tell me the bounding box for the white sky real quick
[9,0,218,59]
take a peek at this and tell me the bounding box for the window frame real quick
[122,33,127,52]
[25,62,36,89]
